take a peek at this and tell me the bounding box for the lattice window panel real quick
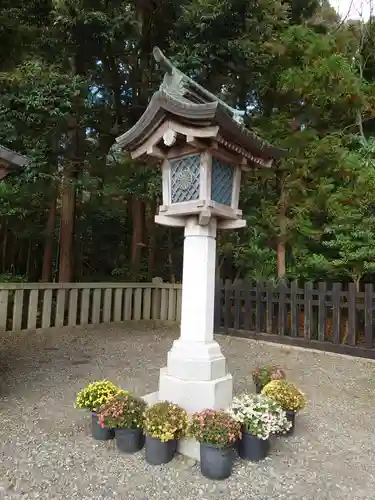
[211,157,234,206]
[170,155,201,203]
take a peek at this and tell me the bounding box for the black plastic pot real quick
[91,413,114,441]
[115,428,144,453]
[200,443,235,480]
[238,430,270,462]
[145,436,177,465]
[284,410,296,436]
[255,382,262,394]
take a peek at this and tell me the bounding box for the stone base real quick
[141,370,233,461]
[178,437,200,461]
[158,367,233,413]
[166,339,227,381]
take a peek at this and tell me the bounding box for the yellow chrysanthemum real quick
[75,380,125,412]
[261,379,307,412]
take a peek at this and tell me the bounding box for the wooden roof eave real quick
[115,90,219,151]
[115,90,287,163]
[0,145,28,168]
[214,107,286,161]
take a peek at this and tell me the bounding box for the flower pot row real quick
[91,412,177,464]
[90,405,293,477]
[76,376,307,481]
[76,384,188,465]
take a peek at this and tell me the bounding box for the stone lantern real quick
[116,48,285,459]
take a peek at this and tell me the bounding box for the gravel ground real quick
[0,322,374,500]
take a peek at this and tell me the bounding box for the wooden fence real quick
[214,280,375,359]
[2,278,375,359]
[0,281,182,332]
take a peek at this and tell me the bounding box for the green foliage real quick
[317,140,375,284]
[1,0,375,285]
[0,273,27,283]
[252,365,286,388]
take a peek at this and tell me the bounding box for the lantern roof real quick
[0,145,28,180]
[0,144,27,167]
[116,48,286,168]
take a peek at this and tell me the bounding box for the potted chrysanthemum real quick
[262,379,307,435]
[188,409,241,480]
[143,401,188,465]
[228,394,291,461]
[98,393,147,453]
[252,365,286,393]
[75,380,125,440]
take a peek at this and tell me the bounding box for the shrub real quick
[98,393,146,429]
[228,394,291,439]
[75,380,123,412]
[188,409,241,448]
[262,380,307,412]
[252,365,286,387]
[143,401,188,442]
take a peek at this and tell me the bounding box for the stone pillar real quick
[158,216,233,414]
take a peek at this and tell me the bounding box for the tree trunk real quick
[74,185,84,281]
[58,171,76,282]
[1,221,7,273]
[131,196,144,277]
[277,234,286,278]
[57,51,84,283]
[41,189,57,282]
[276,166,287,279]
[26,240,32,278]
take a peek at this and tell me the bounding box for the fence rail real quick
[0,281,182,332]
[214,280,375,359]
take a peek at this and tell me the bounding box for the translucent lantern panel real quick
[170,155,201,203]
[211,157,234,206]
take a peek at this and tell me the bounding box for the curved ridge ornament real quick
[153,47,245,124]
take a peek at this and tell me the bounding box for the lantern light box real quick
[116,47,285,229]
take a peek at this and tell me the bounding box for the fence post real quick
[243,281,252,331]
[234,279,243,329]
[255,282,262,332]
[13,289,24,331]
[103,288,112,323]
[364,283,373,349]
[80,289,90,325]
[278,279,287,336]
[332,283,341,344]
[0,290,8,330]
[223,279,232,329]
[266,280,273,334]
[213,277,222,332]
[304,282,313,340]
[114,288,123,322]
[151,277,163,320]
[27,290,38,330]
[318,282,326,342]
[347,283,356,346]
[290,280,298,337]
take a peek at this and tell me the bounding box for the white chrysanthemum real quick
[228,394,291,440]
